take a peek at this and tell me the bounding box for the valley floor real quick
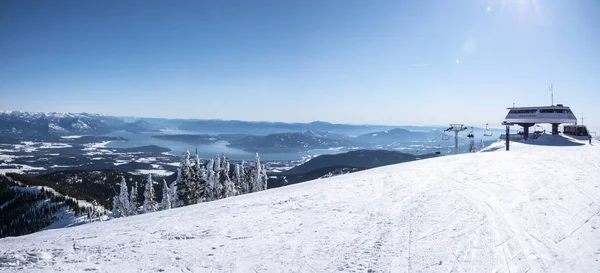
[1,135,599,272]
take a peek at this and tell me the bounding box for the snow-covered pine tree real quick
[243,160,254,194]
[252,153,262,192]
[169,167,181,208]
[259,162,268,191]
[204,158,217,201]
[177,149,197,206]
[214,155,221,173]
[213,155,224,199]
[239,160,250,194]
[161,179,171,210]
[196,176,207,203]
[142,174,158,213]
[174,149,205,205]
[129,182,138,215]
[192,150,202,180]
[246,153,268,193]
[232,163,242,196]
[190,151,207,204]
[219,156,236,198]
[89,200,100,223]
[220,154,228,170]
[112,195,120,218]
[118,178,130,217]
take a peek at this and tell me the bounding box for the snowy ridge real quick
[0,135,599,272]
[0,110,102,119]
[9,184,107,214]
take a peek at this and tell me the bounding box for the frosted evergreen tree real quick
[112,196,121,218]
[213,157,224,200]
[232,164,243,196]
[199,163,208,181]
[243,160,254,194]
[174,149,207,205]
[169,168,181,208]
[245,153,268,193]
[239,160,250,194]
[220,154,228,170]
[190,151,207,203]
[214,155,221,173]
[89,200,100,223]
[118,178,130,217]
[204,159,217,201]
[469,137,477,153]
[195,175,207,203]
[177,149,198,206]
[142,174,158,213]
[161,179,171,210]
[219,156,236,198]
[129,182,138,215]
[259,163,268,191]
[251,153,263,192]
[192,150,203,180]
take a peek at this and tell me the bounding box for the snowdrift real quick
[1,135,599,272]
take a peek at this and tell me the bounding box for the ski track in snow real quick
[1,136,600,272]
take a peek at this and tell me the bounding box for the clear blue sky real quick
[1,0,598,130]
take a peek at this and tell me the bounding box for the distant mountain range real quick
[0,111,158,140]
[1,110,502,156]
[355,128,430,144]
[177,120,397,136]
[1,110,444,141]
[155,130,436,153]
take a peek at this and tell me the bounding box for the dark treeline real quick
[0,174,101,238]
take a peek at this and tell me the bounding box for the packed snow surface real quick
[1,135,600,272]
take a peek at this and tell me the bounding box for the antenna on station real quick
[550,83,554,106]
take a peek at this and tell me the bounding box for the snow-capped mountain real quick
[1,134,598,272]
[0,111,122,139]
[0,111,160,140]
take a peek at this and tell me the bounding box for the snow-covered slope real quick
[1,135,599,272]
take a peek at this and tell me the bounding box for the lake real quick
[101,131,498,161]
[101,131,344,161]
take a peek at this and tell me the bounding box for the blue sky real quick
[0,0,598,130]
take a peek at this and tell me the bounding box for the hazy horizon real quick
[1,0,598,130]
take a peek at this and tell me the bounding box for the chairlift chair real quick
[484,123,493,137]
[442,132,450,141]
[467,126,475,138]
[435,144,442,155]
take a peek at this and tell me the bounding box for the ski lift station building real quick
[502,104,579,140]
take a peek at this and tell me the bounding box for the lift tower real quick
[445,124,468,154]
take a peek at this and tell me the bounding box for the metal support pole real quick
[454,131,459,155]
[447,124,467,155]
[506,125,510,151]
[552,123,559,135]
